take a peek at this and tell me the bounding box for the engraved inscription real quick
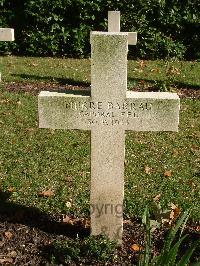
[65,101,152,126]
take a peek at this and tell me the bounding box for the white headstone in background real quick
[0,28,15,81]
[38,14,180,245]
[0,28,14,41]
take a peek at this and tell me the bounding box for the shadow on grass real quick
[128,77,200,90]
[0,191,90,238]
[11,74,90,87]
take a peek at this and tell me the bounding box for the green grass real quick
[0,56,199,221]
[1,56,200,89]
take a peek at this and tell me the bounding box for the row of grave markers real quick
[38,11,180,244]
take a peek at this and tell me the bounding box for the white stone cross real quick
[0,28,15,81]
[108,11,137,45]
[38,15,180,245]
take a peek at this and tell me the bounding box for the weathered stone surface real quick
[0,28,14,41]
[108,11,120,32]
[39,91,180,132]
[91,32,128,100]
[128,32,137,45]
[38,31,180,244]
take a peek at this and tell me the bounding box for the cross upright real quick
[38,12,180,244]
[0,27,15,81]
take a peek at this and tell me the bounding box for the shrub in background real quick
[0,0,199,59]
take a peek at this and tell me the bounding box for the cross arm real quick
[38,91,92,130]
[125,92,180,131]
[38,91,180,132]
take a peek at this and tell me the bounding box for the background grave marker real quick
[108,11,137,45]
[0,28,15,81]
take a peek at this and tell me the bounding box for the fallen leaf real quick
[65,201,72,208]
[30,62,38,67]
[138,60,146,68]
[7,187,14,193]
[4,231,13,239]
[65,176,72,183]
[166,66,181,75]
[7,251,17,258]
[0,99,10,104]
[195,226,200,232]
[130,244,142,251]
[164,170,172,177]
[0,258,13,264]
[25,128,35,133]
[153,193,161,202]
[123,219,132,225]
[82,218,90,228]
[170,203,181,221]
[188,179,195,188]
[144,166,151,174]
[134,68,143,73]
[38,189,54,197]
[150,68,160,73]
[172,149,179,157]
[62,215,73,224]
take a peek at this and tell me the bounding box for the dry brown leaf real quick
[65,176,72,183]
[150,68,160,73]
[7,187,14,193]
[30,62,38,67]
[188,179,195,188]
[144,166,151,174]
[130,244,142,251]
[25,128,35,132]
[0,99,10,104]
[138,60,146,68]
[123,219,132,225]
[170,203,181,221]
[0,258,13,264]
[62,215,73,224]
[38,189,54,197]
[166,66,181,75]
[153,193,161,202]
[172,149,179,157]
[195,226,200,232]
[81,218,90,228]
[164,170,172,177]
[7,251,17,258]
[4,231,13,239]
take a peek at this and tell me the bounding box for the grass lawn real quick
[0,56,199,221]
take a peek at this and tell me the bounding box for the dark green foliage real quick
[0,0,200,59]
[49,236,116,264]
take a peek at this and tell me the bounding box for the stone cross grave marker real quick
[38,12,180,244]
[0,28,15,81]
